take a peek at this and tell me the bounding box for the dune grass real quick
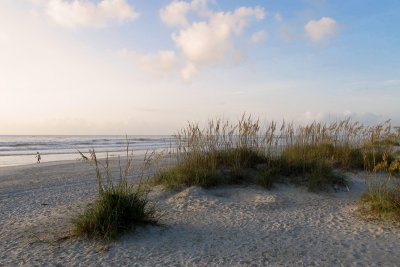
[71,181,155,240]
[361,156,400,222]
[72,148,157,240]
[156,115,400,192]
[71,116,400,236]
[155,147,347,192]
[156,147,267,188]
[258,157,347,191]
[152,115,400,225]
[280,144,363,170]
[361,182,400,221]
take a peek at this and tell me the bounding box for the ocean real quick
[0,135,174,168]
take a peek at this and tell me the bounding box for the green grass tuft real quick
[361,183,400,221]
[281,144,366,170]
[258,157,347,191]
[73,147,158,241]
[71,182,155,240]
[156,147,347,192]
[155,148,266,188]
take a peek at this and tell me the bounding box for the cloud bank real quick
[160,0,266,81]
[36,0,139,28]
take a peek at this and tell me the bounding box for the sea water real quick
[0,135,174,167]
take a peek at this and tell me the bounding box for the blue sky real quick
[0,0,399,134]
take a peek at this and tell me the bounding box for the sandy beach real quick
[1,158,399,266]
[2,0,399,265]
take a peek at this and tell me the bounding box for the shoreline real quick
[1,159,400,266]
[0,148,163,169]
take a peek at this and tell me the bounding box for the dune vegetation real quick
[71,148,157,240]
[156,116,399,189]
[74,116,400,240]
[154,115,399,221]
[361,152,400,221]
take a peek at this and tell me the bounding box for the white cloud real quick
[159,1,191,28]
[250,30,266,43]
[304,17,338,44]
[41,0,139,28]
[159,0,211,28]
[165,2,266,81]
[172,21,230,65]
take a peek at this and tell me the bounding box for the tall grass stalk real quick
[172,116,398,173]
[73,146,158,240]
[156,115,400,191]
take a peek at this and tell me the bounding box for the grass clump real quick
[72,148,157,240]
[155,115,367,192]
[280,144,365,170]
[361,183,400,221]
[154,115,399,197]
[259,157,347,191]
[156,147,267,188]
[361,156,400,222]
[72,182,155,240]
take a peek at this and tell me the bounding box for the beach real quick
[2,0,400,265]
[1,158,400,266]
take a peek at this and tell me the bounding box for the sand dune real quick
[0,159,399,266]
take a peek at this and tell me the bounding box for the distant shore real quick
[1,159,400,266]
[0,150,147,168]
[0,135,173,168]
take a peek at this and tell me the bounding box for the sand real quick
[1,158,399,266]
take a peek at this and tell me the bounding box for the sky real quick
[0,0,399,135]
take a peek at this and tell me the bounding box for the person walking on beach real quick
[35,152,41,163]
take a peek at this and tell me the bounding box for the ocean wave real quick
[0,135,174,160]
